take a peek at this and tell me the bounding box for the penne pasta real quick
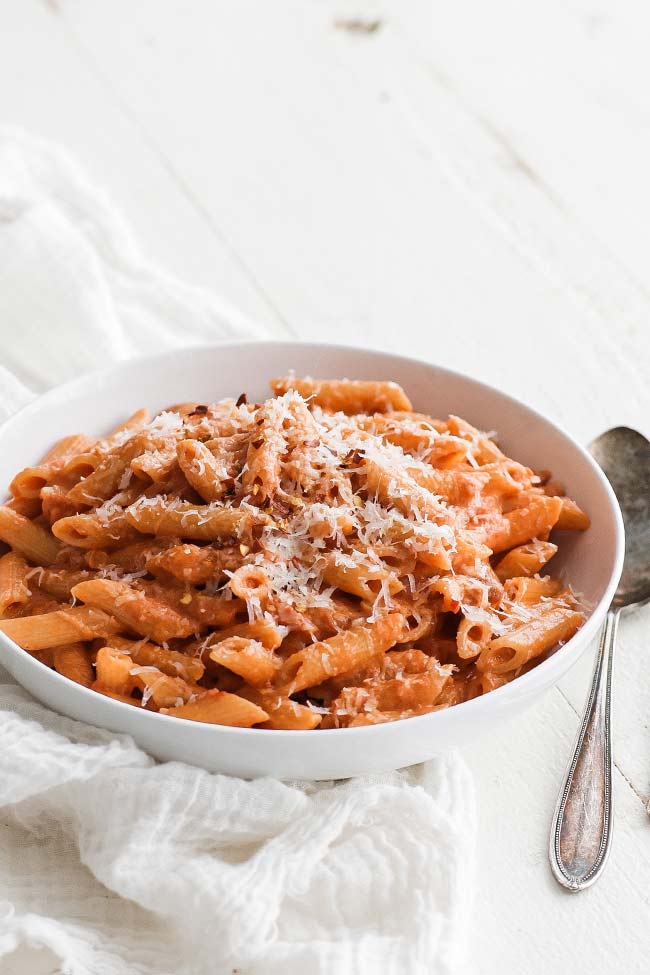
[241,398,286,503]
[0,506,61,565]
[240,687,323,730]
[176,439,228,502]
[161,689,269,727]
[130,445,178,484]
[71,579,198,643]
[270,377,412,414]
[145,542,239,584]
[125,497,259,541]
[280,612,404,694]
[131,667,197,708]
[0,377,588,729]
[456,616,492,660]
[105,408,150,440]
[104,635,205,682]
[52,511,137,550]
[53,642,94,688]
[477,607,583,675]
[209,636,277,686]
[94,646,138,695]
[66,437,145,506]
[494,540,558,582]
[321,553,402,602]
[481,494,563,554]
[4,496,42,519]
[34,567,93,601]
[0,605,120,651]
[555,497,591,532]
[0,551,31,615]
[10,435,95,499]
[504,575,563,605]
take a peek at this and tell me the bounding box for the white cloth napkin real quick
[0,129,476,975]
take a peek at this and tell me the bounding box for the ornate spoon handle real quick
[549,608,619,891]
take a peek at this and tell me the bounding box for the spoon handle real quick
[549,608,619,891]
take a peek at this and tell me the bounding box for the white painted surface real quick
[0,1,648,972]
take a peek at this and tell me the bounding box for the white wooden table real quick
[2,2,650,972]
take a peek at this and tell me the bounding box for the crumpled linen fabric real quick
[0,129,476,975]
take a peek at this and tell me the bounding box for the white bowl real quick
[0,342,624,779]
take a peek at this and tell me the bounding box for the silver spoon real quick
[549,426,650,891]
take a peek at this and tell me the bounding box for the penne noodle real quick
[0,605,120,651]
[161,689,269,727]
[0,506,61,565]
[62,451,100,482]
[456,617,493,660]
[53,642,94,687]
[280,612,404,694]
[209,637,277,686]
[241,399,286,503]
[4,496,42,519]
[145,542,239,584]
[0,551,31,615]
[494,540,558,582]
[0,379,588,729]
[364,457,449,526]
[67,437,145,506]
[555,497,591,532]
[130,445,178,484]
[197,619,286,672]
[481,494,563,554]
[176,439,228,502]
[105,408,150,440]
[125,498,259,541]
[446,415,505,465]
[270,377,412,414]
[138,580,243,630]
[10,435,95,499]
[130,666,197,708]
[85,538,174,573]
[35,567,93,601]
[408,468,491,505]
[504,576,563,605]
[71,579,197,643]
[322,555,403,602]
[95,646,138,695]
[52,511,137,550]
[477,607,583,675]
[41,434,97,466]
[240,687,323,730]
[104,634,205,682]
[227,565,270,605]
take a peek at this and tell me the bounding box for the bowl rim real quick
[0,339,625,742]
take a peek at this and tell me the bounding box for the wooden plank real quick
[393,0,650,298]
[465,688,650,974]
[56,1,649,425]
[0,0,289,336]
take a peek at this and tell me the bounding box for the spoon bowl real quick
[590,426,650,610]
